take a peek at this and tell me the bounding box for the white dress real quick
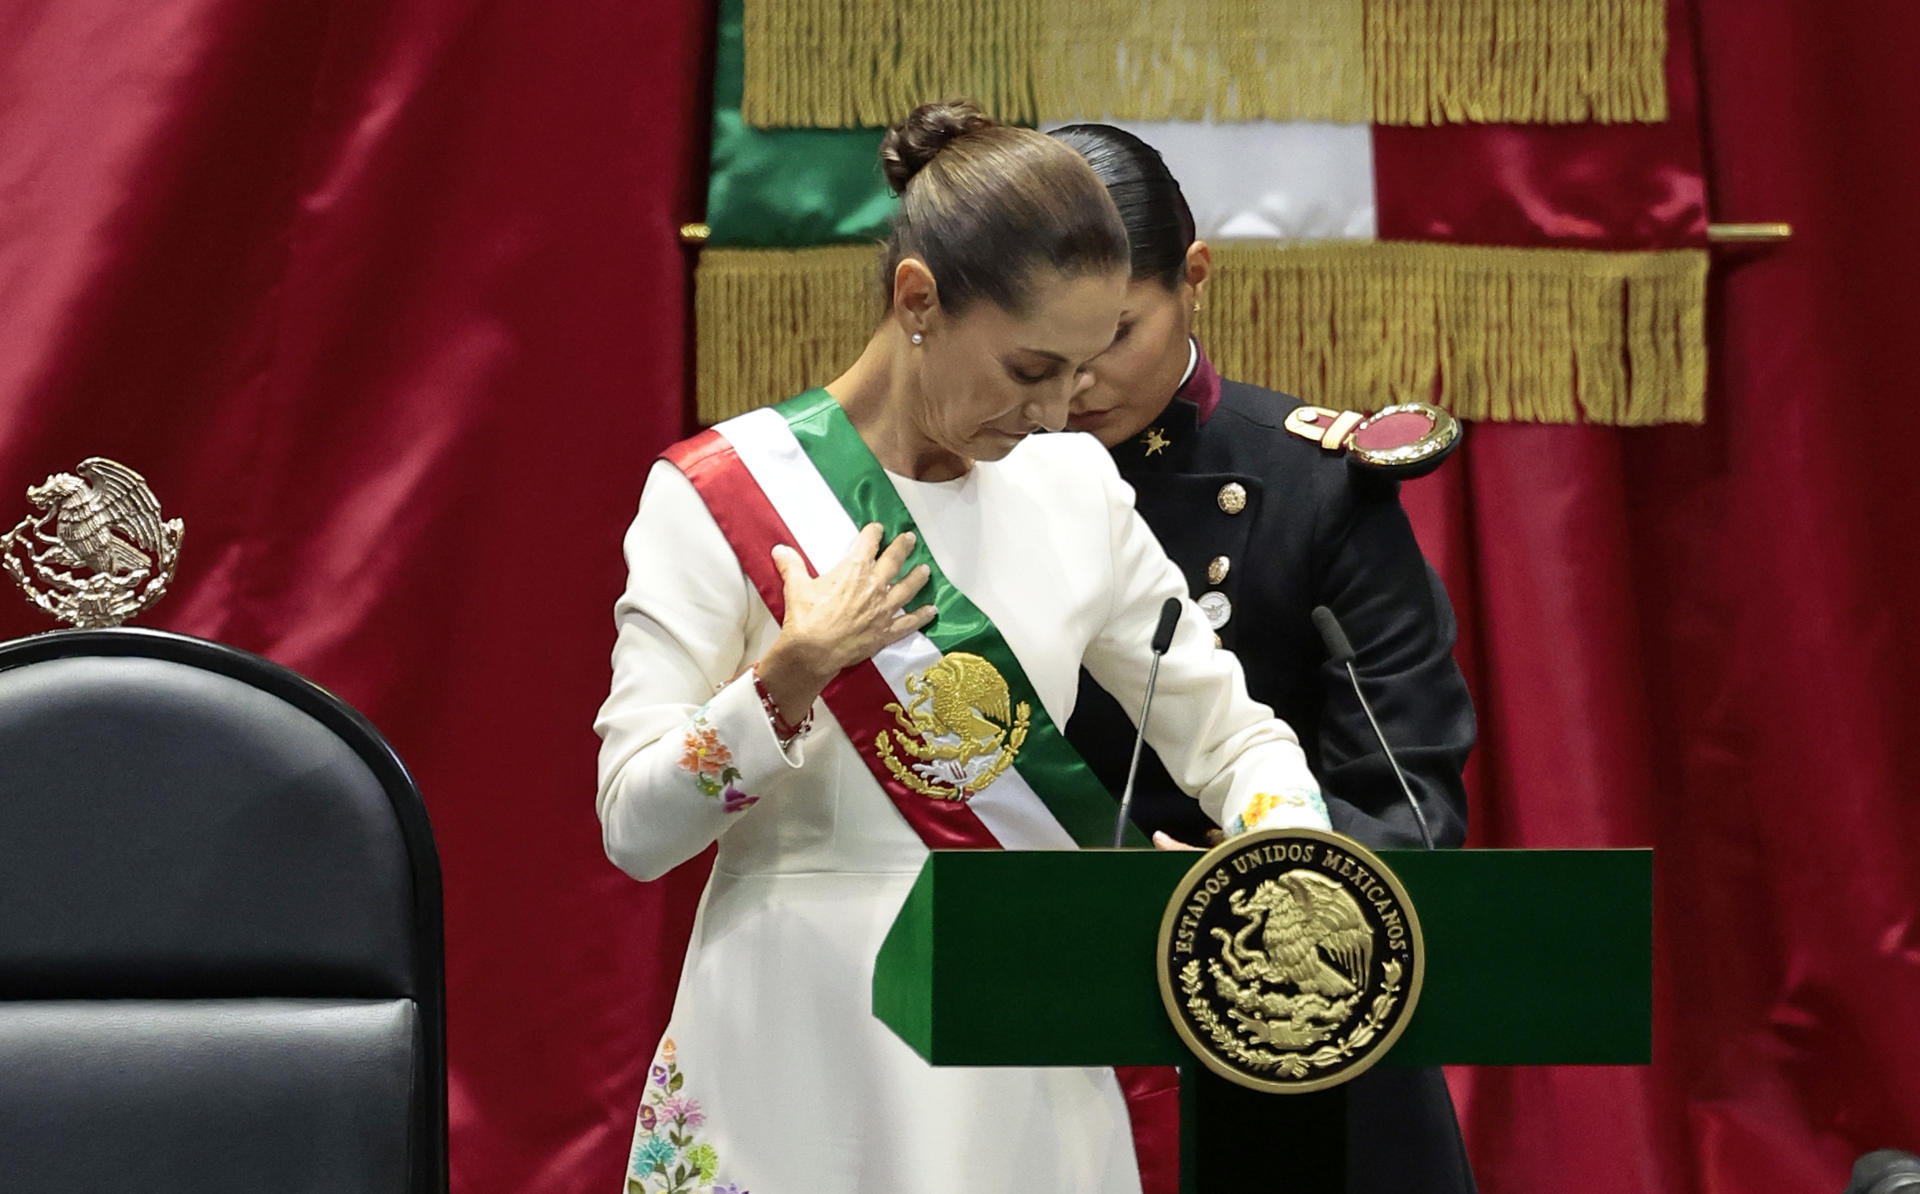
[596,427,1326,1194]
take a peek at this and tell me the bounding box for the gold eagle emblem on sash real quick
[874,651,1030,801]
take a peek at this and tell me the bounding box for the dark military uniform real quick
[1067,351,1479,1194]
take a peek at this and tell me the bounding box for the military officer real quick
[1054,123,1480,1194]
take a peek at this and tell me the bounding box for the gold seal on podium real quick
[1157,828,1425,1093]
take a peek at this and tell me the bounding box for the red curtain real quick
[0,1,716,1189]
[1398,3,1920,1190]
[2,3,1916,1194]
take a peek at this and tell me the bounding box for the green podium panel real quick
[873,848,1651,1069]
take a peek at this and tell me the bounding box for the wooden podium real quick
[873,847,1651,1192]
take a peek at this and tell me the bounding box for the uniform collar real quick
[1179,338,1222,424]
[1111,339,1220,473]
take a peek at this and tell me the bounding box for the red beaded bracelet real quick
[751,663,813,746]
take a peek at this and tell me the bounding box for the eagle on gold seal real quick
[1158,828,1424,1093]
[875,651,1030,801]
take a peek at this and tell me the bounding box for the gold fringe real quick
[1365,0,1668,125]
[694,242,1707,426]
[1198,242,1706,424]
[694,245,883,424]
[741,0,1664,127]
[743,0,1039,127]
[1033,0,1369,124]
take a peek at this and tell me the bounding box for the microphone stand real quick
[1113,597,1182,848]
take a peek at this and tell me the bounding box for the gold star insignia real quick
[1141,427,1170,456]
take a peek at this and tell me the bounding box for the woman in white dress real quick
[596,99,1331,1194]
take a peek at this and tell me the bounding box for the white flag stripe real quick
[718,409,1079,850]
[1055,119,1377,241]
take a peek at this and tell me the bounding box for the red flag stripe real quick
[663,430,999,851]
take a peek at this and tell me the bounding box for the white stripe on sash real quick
[719,408,1079,851]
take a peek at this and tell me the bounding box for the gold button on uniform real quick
[1207,555,1231,584]
[1217,483,1247,514]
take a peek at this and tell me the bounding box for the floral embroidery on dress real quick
[626,1039,747,1194]
[1228,788,1328,836]
[677,708,758,813]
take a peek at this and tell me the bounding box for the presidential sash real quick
[667,393,1175,1194]
[664,388,1148,852]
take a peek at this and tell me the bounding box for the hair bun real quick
[879,99,995,195]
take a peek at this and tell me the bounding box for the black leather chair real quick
[0,628,447,1193]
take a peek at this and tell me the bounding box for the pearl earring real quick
[911,332,924,345]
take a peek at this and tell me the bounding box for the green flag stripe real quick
[777,390,1146,848]
[707,0,892,248]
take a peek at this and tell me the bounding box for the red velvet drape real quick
[0,1,715,1189]
[1395,3,1920,1190]
[2,3,1915,1193]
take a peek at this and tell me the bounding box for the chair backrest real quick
[0,628,447,1194]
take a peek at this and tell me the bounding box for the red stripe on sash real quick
[1116,1065,1181,1194]
[665,430,1000,851]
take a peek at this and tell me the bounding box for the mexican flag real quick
[693,0,1707,427]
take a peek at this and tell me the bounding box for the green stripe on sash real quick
[778,389,1147,849]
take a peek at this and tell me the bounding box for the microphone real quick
[1113,597,1182,847]
[1310,605,1435,850]
[1848,1151,1920,1194]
